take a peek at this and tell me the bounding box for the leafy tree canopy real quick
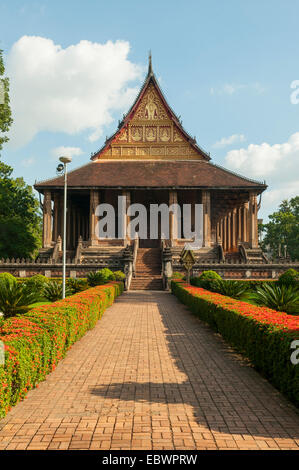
[0,49,42,259]
[0,49,13,151]
[261,196,299,261]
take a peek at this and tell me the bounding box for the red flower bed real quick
[172,280,299,407]
[0,282,123,418]
[184,284,299,333]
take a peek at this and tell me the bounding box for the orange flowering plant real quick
[0,281,123,418]
[172,280,299,407]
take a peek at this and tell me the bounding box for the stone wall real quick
[0,258,298,280]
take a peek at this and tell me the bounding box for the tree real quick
[0,49,13,152]
[0,49,42,259]
[261,197,299,261]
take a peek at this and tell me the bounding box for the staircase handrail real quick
[51,236,62,263]
[75,236,83,264]
[132,233,139,277]
[239,243,248,263]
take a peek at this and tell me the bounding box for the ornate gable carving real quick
[98,81,205,161]
[132,84,169,121]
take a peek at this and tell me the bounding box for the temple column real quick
[249,192,258,248]
[227,212,231,251]
[169,190,178,246]
[53,193,59,242]
[122,190,131,242]
[223,216,227,251]
[42,190,52,248]
[232,208,237,249]
[67,201,72,249]
[220,219,224,246]
[216,221,220,244]
[242,203,248,243]
[237,207,242,244]
[89,189,99,246]
[202,190,211,247]
[58,193,64,240]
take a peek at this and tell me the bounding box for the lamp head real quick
[59,156,72,164]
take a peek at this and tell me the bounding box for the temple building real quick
[34,57,268,289]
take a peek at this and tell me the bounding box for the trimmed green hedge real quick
[190,276,277,290]
[0,281,123,418]
[172,280,299,407]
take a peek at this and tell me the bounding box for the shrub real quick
[212,279,250,300]
[0,277,40,318]
[0,281,123,418]
[24,274,49,301]
[171,280,299,407]
[172,271,184,279]
[113,271,126,282]
[87,268,114,287]
[278,269,299,288]
[66,278,89,293]
[25,274,48,290]
[0,273,16,284]
[246,283,299,315]
[191,270,222,290]
[43,281,73,302]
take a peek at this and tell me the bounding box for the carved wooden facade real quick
[35,58,267,263]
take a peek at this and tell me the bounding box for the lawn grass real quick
[28,301,52,309]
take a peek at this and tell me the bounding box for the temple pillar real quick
[202,190,211,247]
[122,190,131,242]
[220,219,223,246]
[169,190,178,245]
[42,190,52,248]
[53,193,59,242]
[223,216,227,251]
[89,189,99,246]
[58,194,64,240]
[227,212,231,251]
[67,201,72,249]
[249,192,258,248]
[237,207,242,244]
[216,221,220,244]
[231,208,237,249]
[242,203,248,243]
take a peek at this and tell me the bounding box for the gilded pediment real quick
[96,79,207,161]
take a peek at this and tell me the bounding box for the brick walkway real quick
[0,291,298,450]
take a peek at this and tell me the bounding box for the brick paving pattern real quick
[0,291,298,450]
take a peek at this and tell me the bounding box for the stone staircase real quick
[239,243,268,264]
[79,245,125,266]
[130,248,163,290]
[224,250,242,263]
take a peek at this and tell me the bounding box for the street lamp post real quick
[59,156,72,299]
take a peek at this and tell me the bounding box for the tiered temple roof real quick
[35,57,266,193]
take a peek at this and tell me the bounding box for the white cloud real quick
[51,146,83,159]
[7,36,143,148]
[225,132,299,215]
[210,82,265,96]
[213,134,246,148]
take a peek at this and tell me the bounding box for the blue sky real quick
[0,0,299,221]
